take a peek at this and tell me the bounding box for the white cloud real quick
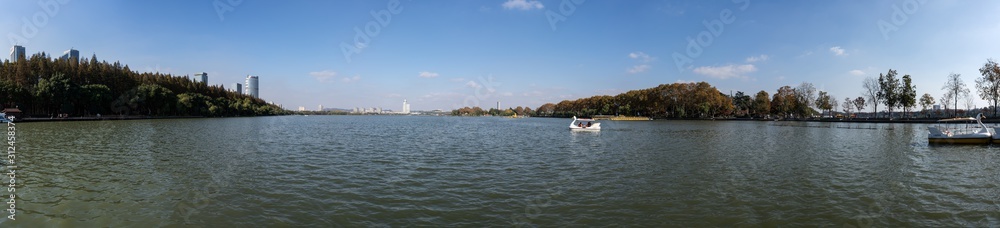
[693,64,757,80]
[627,64,651,74]
[675,79,696,83]
[419,71,439,78]
[830,46,847,56]
[629,52,653,62]
[342,75,360,83]
[309,70,337,82]
[745,55,769,63]
[502,0,544,10]
[848,70,865,76]
[465,80,481,89]
[501,92,514,96]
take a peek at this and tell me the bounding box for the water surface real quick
[6,116,1000,226]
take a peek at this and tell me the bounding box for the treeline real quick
[0,53,287,117]
[455,60,1000,120]
[451,81,830,119]
[452,106,533,116]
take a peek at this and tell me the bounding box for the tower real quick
[59,48,79,62]
[232,83,242,94]
[244,75,259,98]
[195,72,208,85]
[9,45,24,62]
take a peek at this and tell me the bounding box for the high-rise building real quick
[244,75,259,98]
[318,105,324,111]
[402,99,410,114]
[231,83,242,94]
[59,49,79,62]
[9,45,24,62]
[195,72,208,85]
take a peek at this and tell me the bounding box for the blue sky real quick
[3,0,1000,111]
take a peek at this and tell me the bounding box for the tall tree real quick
[842,97,852,116]
[794,82,817,117]
[976,59,1000,117]
[753,90,770,118]
[733,91,752,117]
[853,97,866,117]
[919,93,935,113]
[899,74,917,118]
[815,91,833,117]
[862,76,881,118]
[878,70,900,119]
[772,86,796,118]
[942,73,969,117]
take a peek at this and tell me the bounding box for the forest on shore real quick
[0,53,287,118]
[452,59,1000,120]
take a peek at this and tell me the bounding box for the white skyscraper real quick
[318,105,324,111]
[402,99,410,114]
[9,45,24,62]
[245,75,259,98]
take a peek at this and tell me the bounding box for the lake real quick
[5,116,1000,226]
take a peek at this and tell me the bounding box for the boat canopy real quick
[937,117,978,122]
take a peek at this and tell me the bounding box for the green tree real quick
[899,74,917,118]
[878,70,900,119]
[976,59,1000,117]
[752,90,770,118]
[919,93,934,113]
[815,91,833,117]
[79,84,112,115]
[772,86,795,118]
[853,97,866,117]
[794,82,816,117]
[34,73,77,115]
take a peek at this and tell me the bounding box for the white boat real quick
[569,116,600,131]
[928,113,991,144]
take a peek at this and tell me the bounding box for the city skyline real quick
[3,1,1000,111]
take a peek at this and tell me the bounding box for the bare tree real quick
[842,97,852,116]
[942,73,969,117]
[965,94,976,114]
[863,77,881,118]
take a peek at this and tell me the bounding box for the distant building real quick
[59,49,79,62]
[194,72,208,85]
[318,105,324,111]
[402,99,410,114]
[232,83,242,94]
[298,106,305,111]
[9,45,24,62]
[245,75,259,98]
